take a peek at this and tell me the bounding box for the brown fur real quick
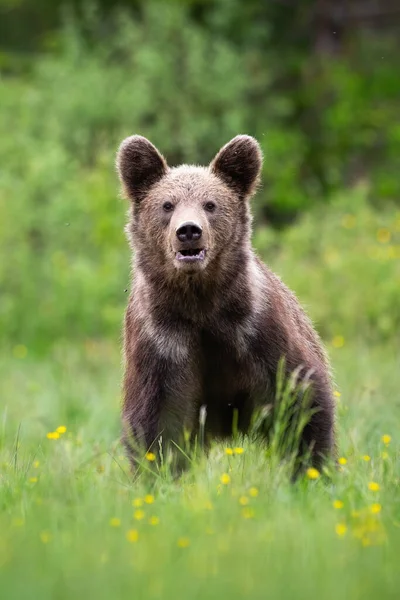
[116,134,335,469]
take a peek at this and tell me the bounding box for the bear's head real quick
[117,135,262,280]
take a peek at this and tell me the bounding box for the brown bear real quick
[117,134,335,470]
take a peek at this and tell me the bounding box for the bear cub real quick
[117,134,335,469]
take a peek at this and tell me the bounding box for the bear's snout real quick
[172,217,208,269]
[176,221,202,243]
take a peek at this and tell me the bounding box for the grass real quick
[1,340,399,599]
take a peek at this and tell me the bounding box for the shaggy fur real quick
[117,134,335,468]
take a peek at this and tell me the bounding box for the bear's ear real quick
[210,135,263,199]
[117,135,168,202]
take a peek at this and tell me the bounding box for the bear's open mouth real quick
[176,248,206,263]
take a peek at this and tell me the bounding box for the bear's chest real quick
[199,329,244,391]
[197,329,262,436]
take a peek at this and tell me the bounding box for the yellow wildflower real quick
[368,482,380,492]
[40,531,52,544]
[225,448,233,455]
[335,523,347,537]
[241,507,255,519]
[323,249,340,266]
[220,473,231,485]
[144,494,154,504]
[13,345,28,359]
[126,529,139,542]
[370,503,382,514]
[341,214,356,229]
[362,455,371,462]
[333,390,341,398]
[177,537,190,548]
[109,517,121,527]
[306,468,320,480]
[249,487,259,498]
[145,452,156,462]
[239,496,249,506]
[377,228,391,244]
[234,447,244,455]
[132,498,143,508]
[133,509,145,521]
[338,457,347,465]
[382,434,391,446]
[149,516,160,526]
[353,513,387,546]
[332,335,345,349]
[29,477,38,484]
[46,432,60,440]
[33,460,40,469]
[333,500,344,510]
[56,426,67,434]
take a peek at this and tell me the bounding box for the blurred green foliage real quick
[254,188,400,345]
[0,1,399,350]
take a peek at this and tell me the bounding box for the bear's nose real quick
[176,221,202,243]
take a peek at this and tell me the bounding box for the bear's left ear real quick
[117,135,168,202]
[210,135,263,199]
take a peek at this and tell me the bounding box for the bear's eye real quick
[204,201,216,212]
[163,201,174,212]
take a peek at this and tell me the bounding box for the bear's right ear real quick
[117,135,168,202]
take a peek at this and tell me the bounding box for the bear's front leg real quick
[122,337,200,469]
[122,357,166,462]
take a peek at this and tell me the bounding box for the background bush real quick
[0,0,399,351]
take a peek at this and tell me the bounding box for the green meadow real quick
[1,336,400,599]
